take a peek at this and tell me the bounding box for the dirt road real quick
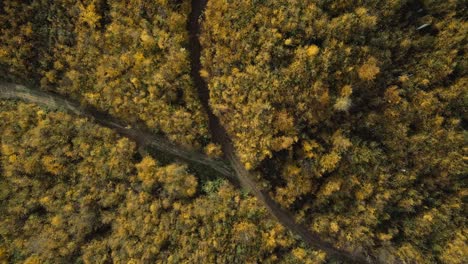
[0,81,236,184]
[187,0,376,263]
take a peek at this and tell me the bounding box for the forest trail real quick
[187,0,375,263]
[0,81,236,184]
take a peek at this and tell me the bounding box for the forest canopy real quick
[0,101,325,263]
[0,0,209,148]
[200,0,467,262]
[0,0,467,263]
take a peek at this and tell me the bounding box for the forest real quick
[0,0,466,263]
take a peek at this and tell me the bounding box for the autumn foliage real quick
[0,0,209,148]
[1,0,467,263]
[0,101,326,263]
[200,0,466,262]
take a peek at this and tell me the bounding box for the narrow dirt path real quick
[188,1,376,263]
[188,0,231,148]
[0,81,236,184]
